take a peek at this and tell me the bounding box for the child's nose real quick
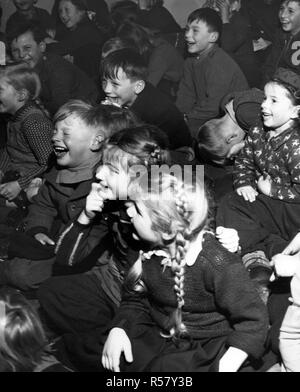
[103,81,112,94]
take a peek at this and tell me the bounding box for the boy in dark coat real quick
[101,48,193,152]
[0,101,138,290]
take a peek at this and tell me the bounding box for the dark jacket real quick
[24,166,108,263]
[6,7,55,36]
[35,53,98,115]
[262,29,300,85]
[47,18,106,80]
[176,45,249,138]
[131,82,192,149]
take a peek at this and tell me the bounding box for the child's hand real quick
[282,233,300,255]
[257,174,272,196]
[78,183,107,224]
[236,185,258,202]
[34,233,55,246]
[216,226,240,253]
[102,328,133,372]
[269,252,300,281]
[0,181,21,201]
[215,0,230,23]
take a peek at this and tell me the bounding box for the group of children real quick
[0,0,300,373]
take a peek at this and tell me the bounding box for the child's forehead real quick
[283,0,300,10]
[187,19,209,29]
[264,82,290,97]
[56,115,94,131]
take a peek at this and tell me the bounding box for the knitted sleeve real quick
[270,138,300,202]
[18,113,53,189]
[233,127,258,189]
[0,147,11,175]
[205,245,269,359]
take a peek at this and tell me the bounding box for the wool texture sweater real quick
[112,234,269,360]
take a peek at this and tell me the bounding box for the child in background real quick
[116,21,184,100]
[101,48,193,153]
[46,0,107,81]
[262,0,300,84]
[6,0,55,37]
[210,0,261,87]
[102,172,273,372]
[0,100,138,291]
[176,7,248,138]
[0,63,53,216]
[0,287,70,372]
[217,67,300,302]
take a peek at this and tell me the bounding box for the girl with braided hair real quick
[102,172,275,372]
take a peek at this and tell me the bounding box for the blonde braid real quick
[167,182,192,338]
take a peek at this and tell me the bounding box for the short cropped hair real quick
[7,22,48,47]
[187,7,222,36]
[101,48,148,82]
[54,99,140,140]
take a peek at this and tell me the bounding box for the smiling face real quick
[0,78,23,115]
[126,200,162,243]
[102,68,141,108]
[11,31,44,69]
[261,82,299,132]
[52,115,99,168]
[279,1,300,35]
[95,162,131,200]
[185,19,217,54]
[59,0,85,30]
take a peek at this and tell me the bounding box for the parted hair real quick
[0,62,41,101]
[0,288,48,372]
[126,173,209,339]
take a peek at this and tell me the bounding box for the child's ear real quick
[209,31,219,44]
[90,135,104,151]
[226,132,239,144]
[39,41,46,53]
[17,89,28,103]
[134,80,145,95]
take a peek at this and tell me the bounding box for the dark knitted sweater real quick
[112,234,269,359]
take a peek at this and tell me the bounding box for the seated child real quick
[9,23,99,116]
[102,172,273,372]
[0,100,138,291]
[101,48,193,153]
[37,125,239,371]
[0,63,53,217]
[262,0,300,85]
[0,286,70,372]
[116,21,184,100]
[6,0,55,37]
[175,7,249,138]
[217,67,300,300]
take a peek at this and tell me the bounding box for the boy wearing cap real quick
[197,88,264,166]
